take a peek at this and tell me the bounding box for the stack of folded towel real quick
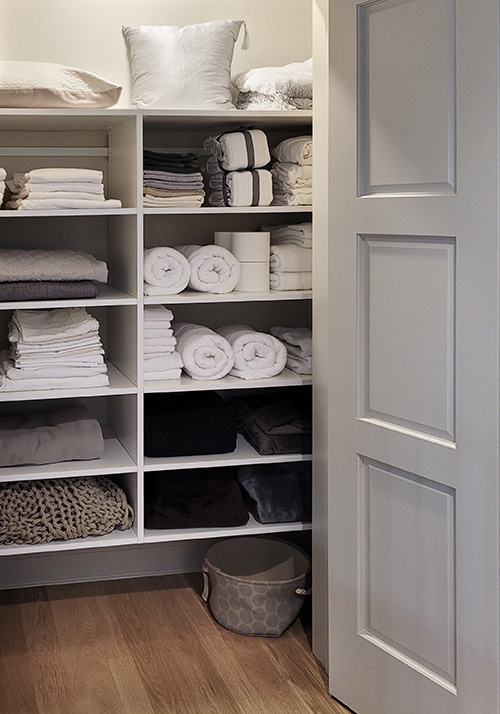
[270,326,312,375]
[5,168,122,210]
[271,136,313,206]
[0,168,6,206]
[143,305,183,381]
[262,222,313,290]
[0,307,109,392]
[0,248,108,302]
[204,129,273,207]
[143,150,205,208]
[233,58,313,111]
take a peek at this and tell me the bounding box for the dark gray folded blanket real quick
[237,462,312,523]
[144,467,249,529]
[0,281,97,301]
[0,404,104,467]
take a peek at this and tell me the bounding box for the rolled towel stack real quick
[270,326,312,375]
[143,149,205,208]
[143,247,191,296]
[214,231,270,292]
[173,322,234,380]
[0,248,108,302]
[233,58,313,111]
[0,168,6,206]
[216,324,287,380]
[175,244,240,294]
[0,307,109,392]
[5,168,122,210]
[204,129,273,207]
[271,136,313,206]
[143,305,183,380]
[263,222,313,290]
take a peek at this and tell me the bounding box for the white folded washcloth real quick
[13,168,104,185]
[144,305,174,323]
[143,339,177,354]
[173,322,234,380]
[144,329,174,341]
[262,222,312,248]
[176,244,240,294]
[272,136,313,166]
[143,247,190,295]
[271,162,313,189]
[144,368,182,381]
[144,350,183,372]
[270,244,312,272]
[269,271,312,291]
[10,307,100,344]
[270,326,312,357]
[0,248,108,283]
[208,169,273,207]
[216,324,287,380]
[6,198,122,210]
[204,129,271,171]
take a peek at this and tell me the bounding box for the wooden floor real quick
[0,573,351,714]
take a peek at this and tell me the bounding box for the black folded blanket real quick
[0,280,97,301]
[144,467,249,529]
[143,150,201,174]
[144,391,238,458]
[237,462,312,524]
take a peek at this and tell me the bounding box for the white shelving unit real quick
[0,108,313,571]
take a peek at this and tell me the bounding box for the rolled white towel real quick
[203,129,270,171]
[269,271,312,291]
[175,244,240,294]
[173,322,234,380]
[270,244,312,272]
[271,136,313,166]
[143,247,191,295]
[208,169,273,208]
[216,324,287,380]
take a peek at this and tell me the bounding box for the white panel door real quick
[313,0,500,712]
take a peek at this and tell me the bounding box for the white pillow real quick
[0,61,122,108]
[122,20,246,110]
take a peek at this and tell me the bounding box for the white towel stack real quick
[143,305,183,380]
[270,326,312,375]
[234,58,313,111]
[0,307,109,392]
[214,231,270,292]
[271,136,313,206]
[204,129,273,207]
[0,168,6,206]
[5,168,122,210]
[262,222,313,291]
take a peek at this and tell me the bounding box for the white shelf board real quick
[0,108,139,131]
[144,289,312,305]
[144,206,312,215]
[0,208,137,218]
[143,515,312,543]
[144,434,312,472]
[144,368,312,394]
[0,362,137,402]
[0,438,136,482]
[0,285,137,311]
[0,526,139,557]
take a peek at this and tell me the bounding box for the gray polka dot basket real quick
[202,536,311,637]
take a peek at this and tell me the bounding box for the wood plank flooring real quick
[0,573,351,714]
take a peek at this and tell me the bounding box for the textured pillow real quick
[122,20,247,109]
[0,61,122,108]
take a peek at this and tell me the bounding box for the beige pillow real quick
[0,60,122,108]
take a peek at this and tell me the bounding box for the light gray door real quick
[312,0,500,712]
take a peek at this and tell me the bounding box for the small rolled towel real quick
[0,404,104,467]
[145,467,249,529]
[216,324,286,380]
[143,247,190,295]
[270,245,312,272]
[175,244,240,294]
[270,271,312,291]
[208,169,273,208]
[271,136,313,165]
[203,129,270,171]
[0,248,108,283]
[173,322,234,380]
[237,462,312,524]
[144,391,238,457]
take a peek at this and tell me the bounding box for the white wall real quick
[0,0,312,107]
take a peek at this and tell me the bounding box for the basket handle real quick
[201,564,210,602]
[295,587,312,596]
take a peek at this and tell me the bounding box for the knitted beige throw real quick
[0,476,134,545]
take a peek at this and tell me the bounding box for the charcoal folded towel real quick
[0,280,97,302]
[237,462,312,523]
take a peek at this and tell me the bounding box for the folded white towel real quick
[262,222,312,248]
[0,351,107,379]
[6,181,105,195]
[208,169,273,207]
[270,245,312,272]
[144,339,177,354]
[9,190,106,202]
[6,198,122,210]
[271,192,312,207]
[173,322,234,380]
[0,352,109,392]
[143,195,204,208]
[0,249,108,283]
[144,350,183,372]
[270,326,312,357]
[10,308,100,344]
[204,129,270,171]
[272,136,313,166]
[216,324,287,380]
[233,58,313,99]
[143,247,190,295]
[13,168,104,185]
[144,330,174,342]
[271,162,313,189]
[176,244,240,294]
[269,271,312,290]
[144,368,182,381]
[144,305,174,323]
